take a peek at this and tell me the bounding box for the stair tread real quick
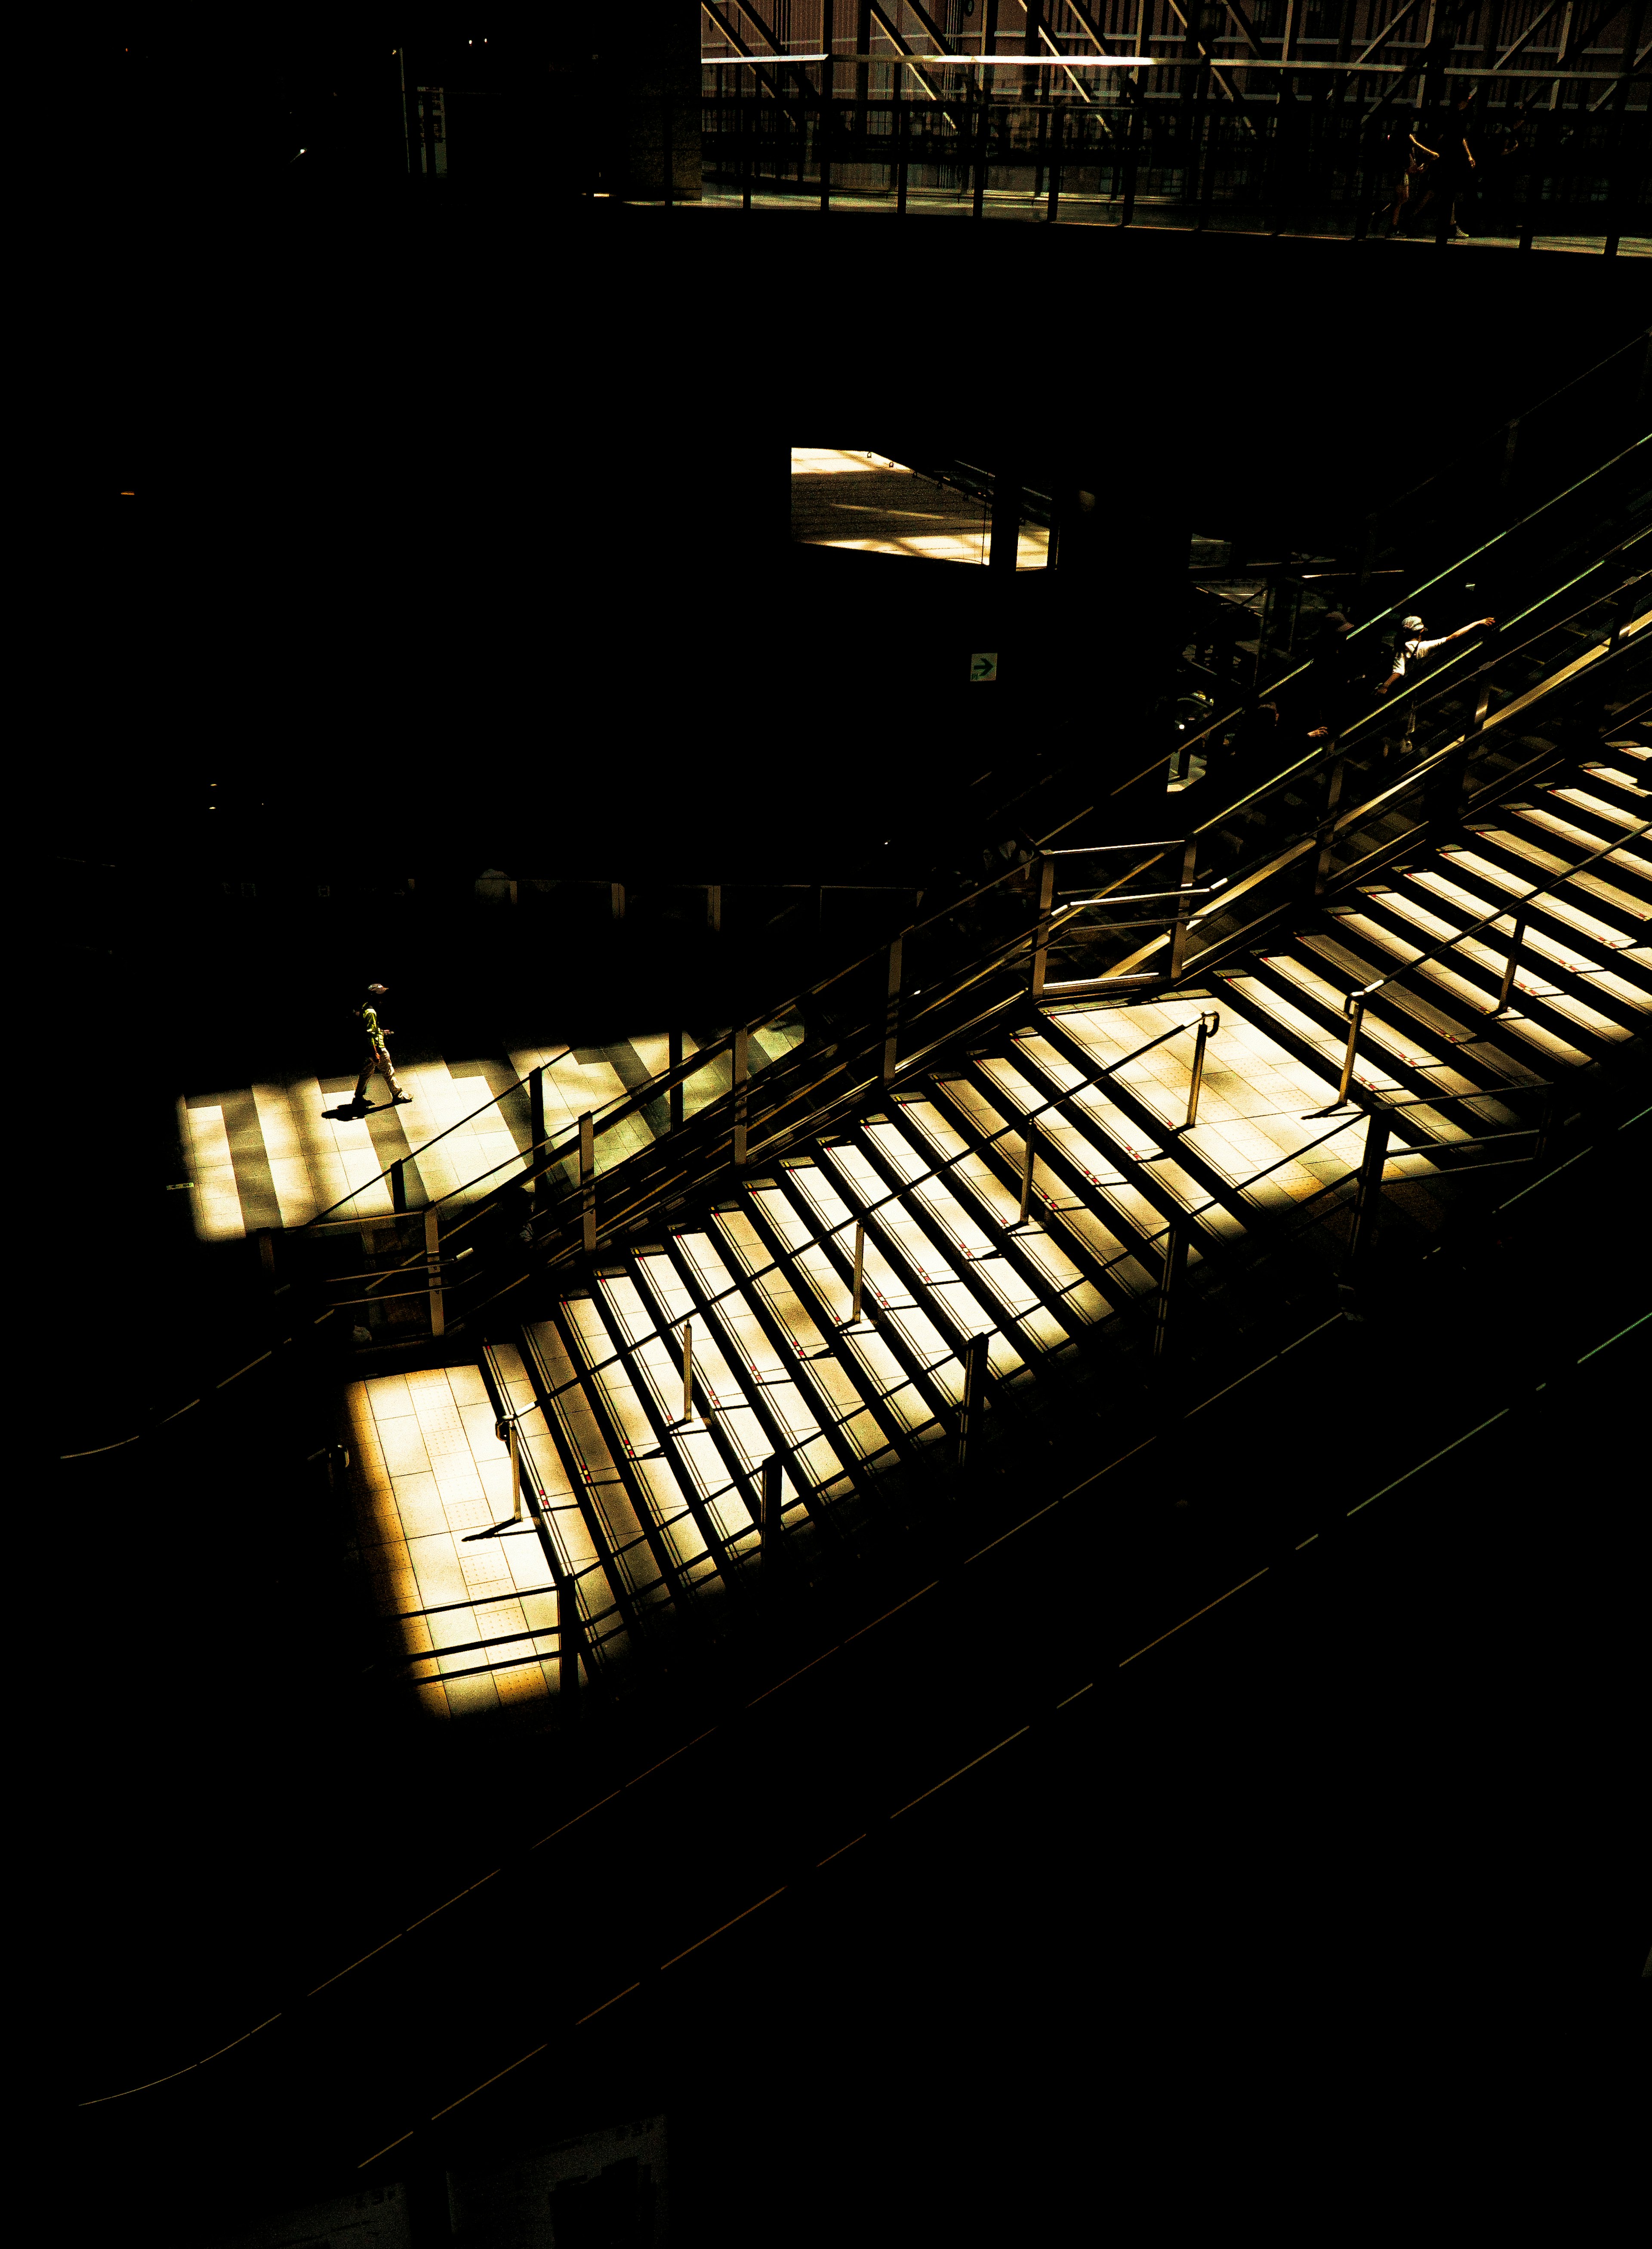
[1296,929,1591,1074]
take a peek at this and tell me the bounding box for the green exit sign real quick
[969,651,999,683]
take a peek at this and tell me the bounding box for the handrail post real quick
[1336,993,1366,1105]
[669,1030,684,1132]
[761,1454,782,1566]
[579,1111,596,1256]
[1029,852,1056,998]
[957,1332,987,1472]
[391,1158,407,1214]
[849,1221,865,1324]
[681,1317,693,1422]
[530,1065,546,1178]
[1181,1010,1218,1131]
[882,934,903,1081]
[1017,1120,1036,1226]
[732,1025,749,1168]
[1347,1106,1390,1271]
[1494,913,1526,1015]
[1152,1218,1186,1361]
[509,1416,522,1522]
[1168,836,1197,980]
[425,1209,444,1338]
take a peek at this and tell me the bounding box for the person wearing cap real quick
[353,985,412,1108]
[1375,609,1495,697]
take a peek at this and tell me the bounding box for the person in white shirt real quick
[1375,610,1495,696]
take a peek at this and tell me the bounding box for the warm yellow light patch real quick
[347,1367,562,1720]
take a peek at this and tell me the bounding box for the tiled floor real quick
[791,449,1048,567]
[174,1029,796,1243]
[347,1365,562,1721]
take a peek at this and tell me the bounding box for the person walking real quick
[353,984,412,1109]
[1375,610,1495,698]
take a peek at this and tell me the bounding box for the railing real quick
[1327,813,1651,1102]
[688,76,1652,253]
[294,521,1646,1336]
[1090,571,1650,988]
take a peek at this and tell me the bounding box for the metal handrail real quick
[1347,816,1651,1009]
[1094,589,1651,986]
[1098,431,1649,806]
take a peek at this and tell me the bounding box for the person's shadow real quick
[322,1097,379,1120]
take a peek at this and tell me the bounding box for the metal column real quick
[732,1026,749,1169]
[882,935,903,1081]
[957,1332,988,1472]
[1168,836,1198,979]
[579,1111,596,1256]
[1029,853,1056,997]
[1347,1107,1390,1270]
[425,1209,444,1338]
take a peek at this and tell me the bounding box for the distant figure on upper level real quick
[353,985,412,1111]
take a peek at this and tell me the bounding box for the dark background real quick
[71,42,1652,2240]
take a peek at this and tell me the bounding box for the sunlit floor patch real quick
[347,1367,563,1720]
[175,1033,693,1242]
[791,449,1047,566]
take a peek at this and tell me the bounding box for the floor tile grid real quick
[178,1100,244,1242]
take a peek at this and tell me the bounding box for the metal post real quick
[560,1592,581,1707]
[819,12,833,213]
[1532,1086,1559,1165]
[681,1318,693,1422]
[391,1158,407,1214]
[761,1454,783,1564]
[1336,993,1367,1105]
[669,1029,684,1133]
[509,1417,522,1522]
[707,883,721,932]
[530,1064,546,1168]
[1168,836,1198,980]
[610,881,625,922]
[1048,105,1061,223]
[957,1332,988,1472]
[1018,1120,1036,1226]
[1152,1219,1186,1360]
[1494,913,1526,1015]
[1314,754,1346,896]
[579,1111,596,1256]
[1182,1011,1217,1131]
[425,1209,444,1338]
[1347,1107,1390,1269]
[972,99,987,220]
[1029,853,1055,997]
[896,91,908,216]
[882,934,903,1082]
[732,1025,749,1169]
[851,1221,865,1323]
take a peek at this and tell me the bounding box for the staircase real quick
[342,719,1646,1719]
